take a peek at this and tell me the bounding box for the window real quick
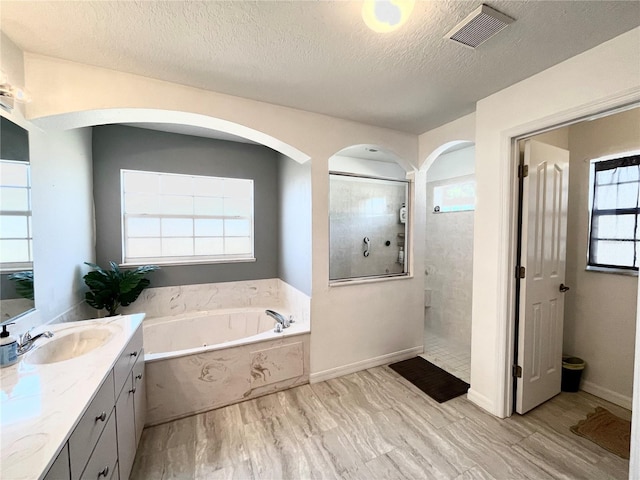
[588,153,640,272]
[0,160,33,271]
[121,169,254,265]
[433,180,476,213]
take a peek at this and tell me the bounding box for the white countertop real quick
[0,313,145,480]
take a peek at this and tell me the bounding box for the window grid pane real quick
[121,170,254,264]
[588,156,640,270]
[0,161,33,268]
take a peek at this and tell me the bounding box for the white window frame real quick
[120,169,255,266]
[0,159,33,272]
[586,150,640,275]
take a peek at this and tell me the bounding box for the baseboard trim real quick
[309,346,423,384]
[580,380,632,410]
[467,388,497,415]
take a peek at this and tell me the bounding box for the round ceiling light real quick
[362,0,415,34]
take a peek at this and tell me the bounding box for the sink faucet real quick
[18,329,53,355]
[266,309,290,331]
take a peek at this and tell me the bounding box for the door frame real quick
[499,94,640,428]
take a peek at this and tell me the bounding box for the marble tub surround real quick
[145,333,310,425]
[0,313,144,480]
[278,280,311,325]
[118,278,283,319]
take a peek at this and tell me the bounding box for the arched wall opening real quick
[32,108,311,165]
[26,107,313,328]
[421,141,476,384]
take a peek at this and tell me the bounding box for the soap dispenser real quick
[399,203,407,224]
[0,323,18,367]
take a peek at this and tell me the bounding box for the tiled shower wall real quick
[424,174,475,351]
[329,175,406,280]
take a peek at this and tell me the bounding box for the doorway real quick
[513,107,639,415]
[422,143,475,383]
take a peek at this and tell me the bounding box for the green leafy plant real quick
[83,261,159,316]
[8,270,34,300]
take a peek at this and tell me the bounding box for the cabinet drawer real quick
[113,325,143,396]
[44,443,70,480]
[80,412,117,480]
[69,372,115,480]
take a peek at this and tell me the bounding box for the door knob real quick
[559,283,570,292]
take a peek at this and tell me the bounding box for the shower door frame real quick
[328,171,412,284]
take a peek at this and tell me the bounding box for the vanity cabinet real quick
[43,444,70,480]
[42,324,145,480]
[69,372,115,479]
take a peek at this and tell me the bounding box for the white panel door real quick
[516,140,570,414]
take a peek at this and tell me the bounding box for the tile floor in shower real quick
[421,332,471,383]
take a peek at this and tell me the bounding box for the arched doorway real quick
[422,142,475,382]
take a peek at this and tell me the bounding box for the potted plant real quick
[83,261,159,317]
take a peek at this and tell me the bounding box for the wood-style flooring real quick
[131,365,630,479]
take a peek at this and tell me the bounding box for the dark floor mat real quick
[388,356,469,403]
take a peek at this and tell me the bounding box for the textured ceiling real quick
[1,1,639,134]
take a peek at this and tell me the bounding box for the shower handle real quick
[363,237,370,257]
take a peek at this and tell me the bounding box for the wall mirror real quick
[329,145,410,282]
[0,116,35,322]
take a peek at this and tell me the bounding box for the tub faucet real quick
[18,329,54,355]
[266,309,290,329]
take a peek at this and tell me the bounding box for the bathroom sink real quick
[25,326,119,365]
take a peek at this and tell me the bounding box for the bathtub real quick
[142,307,310,425]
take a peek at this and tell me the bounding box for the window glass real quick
[121,169,254,264]
[433,181,476,213]
[0,160,32,269]
[588,153,640,271]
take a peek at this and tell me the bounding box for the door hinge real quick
[518,164,529,178]
[517,266,526,279]
[513,365,522,378]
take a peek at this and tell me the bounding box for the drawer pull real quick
[130,351,138,357]
[95,411,107,422]
[129,387,137,394]
[98,466,109,477]
[136,373,143,380]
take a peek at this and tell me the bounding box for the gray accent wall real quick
[277,153,312,295]
[92,125,279,287]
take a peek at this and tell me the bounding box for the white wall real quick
[20,53,424,380]
[563,108,640,409]
[419,113,475,171]
[469,27,640,417]
[30,128,94,326]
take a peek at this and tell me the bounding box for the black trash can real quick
[561,356,585,392]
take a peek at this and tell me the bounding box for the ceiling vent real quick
[446,4,514,49]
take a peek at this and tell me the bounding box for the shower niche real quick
[329,172,409,282]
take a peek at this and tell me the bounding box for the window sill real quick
[120,258,256,268]
[585,265,638,277]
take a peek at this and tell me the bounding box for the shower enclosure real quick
[329,173,409,281]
